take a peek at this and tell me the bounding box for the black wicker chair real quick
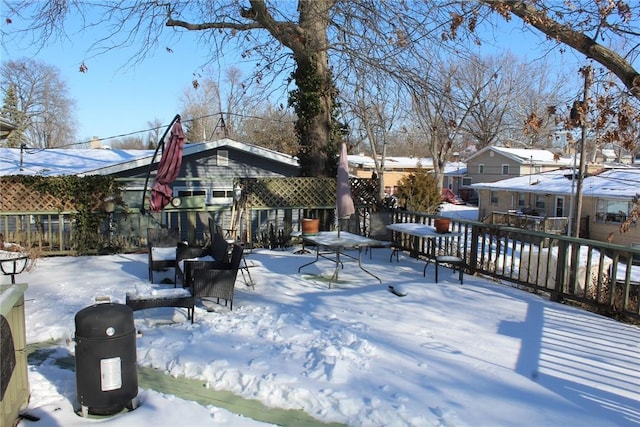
[191,243,243,310]
[147,227,180,283]
[175,242,213,286]
[210,232,231,263]
[209,217,225,240]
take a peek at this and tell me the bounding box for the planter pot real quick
[301,218,320,236]
[434,218,451,234]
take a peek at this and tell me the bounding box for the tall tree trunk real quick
[289,1,334,177]
[172,0,336,177]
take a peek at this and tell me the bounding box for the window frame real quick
[490,191,498,205]
[595,199,635,224]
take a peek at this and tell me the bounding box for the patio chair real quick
[211,232,231,263]
[365,211,393,259]
[209,217,225,240]
[147,227,180,283]
[191,243,243,310]
[211,217,254,288]
[175,242,213,286]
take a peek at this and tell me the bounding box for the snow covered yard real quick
[13,240,640,427]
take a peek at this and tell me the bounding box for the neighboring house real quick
[462,146,574,203]
[0,138,300,210]
[472,167,640,246]
[348,154,433,195]
[0,116,16,141]
[443,162,467,197]
[348,154,466,196]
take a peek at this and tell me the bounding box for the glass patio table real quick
[296,231,383,288]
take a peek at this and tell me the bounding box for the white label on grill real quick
[100,357,122,391]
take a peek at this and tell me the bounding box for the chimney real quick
[89,137,101,149]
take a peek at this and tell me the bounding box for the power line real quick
[51,111,295,149]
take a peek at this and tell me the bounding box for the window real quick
[173,186,236,205]
[502,164,509,175]
[462,177,472,186]
[595,199,634,223]
[534,165,542,174]
[479,164,485,174]
[490,191,498,204]
[217,150,229,166]
[518,193,526,207]
[535,195,545,210]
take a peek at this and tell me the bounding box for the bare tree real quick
[145,118,165,149]
[454,54,564,150]
[241,104,297,154]
[0,58,77,148]
[475,1,640,97]
[5,1,638,171]
[406,60,486,194]
[339,65,404,200]
[111,135,146,149]
[180,77,223,142]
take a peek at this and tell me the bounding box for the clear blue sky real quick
[1,6,588,145]
[1,6,251,144]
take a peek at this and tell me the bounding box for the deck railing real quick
[391,210,639,322]
[1,207,638,321]
[491,211,569,234]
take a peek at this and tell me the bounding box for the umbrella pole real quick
[140,114,181,216]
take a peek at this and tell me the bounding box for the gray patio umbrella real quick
[337,142,355,236]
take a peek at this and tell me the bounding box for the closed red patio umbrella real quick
[149,119,185,212]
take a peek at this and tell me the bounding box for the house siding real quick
[476,187,640,246]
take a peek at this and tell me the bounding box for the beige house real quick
[462,146,573,201]
[348,154,433,195]
[472,167,640,246]
[347,154,466,196]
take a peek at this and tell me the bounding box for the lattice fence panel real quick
[1,178,88,212]
[242,177,377,209]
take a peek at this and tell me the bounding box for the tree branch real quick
[165,18,262,32]
[486,0,640,99]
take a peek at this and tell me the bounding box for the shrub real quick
[395,170,441,214]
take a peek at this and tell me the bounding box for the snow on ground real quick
[8,204,640,426]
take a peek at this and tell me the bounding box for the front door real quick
[555,196,565,217]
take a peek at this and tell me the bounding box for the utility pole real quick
[570,65,593,239]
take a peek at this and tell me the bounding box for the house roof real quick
[466,146,574,167]
[348,155,434,169]
[0,139,299,177]
[0,117,16,130]
[471,166,640,199]
[444,162,467,175]
[0,116,17,140]
[347,155,466,174]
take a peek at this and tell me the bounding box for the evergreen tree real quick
[396,169,442,214]
[1,84,27,148]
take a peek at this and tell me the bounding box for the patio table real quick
[297,231,383,288]
[386,223,463,275]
